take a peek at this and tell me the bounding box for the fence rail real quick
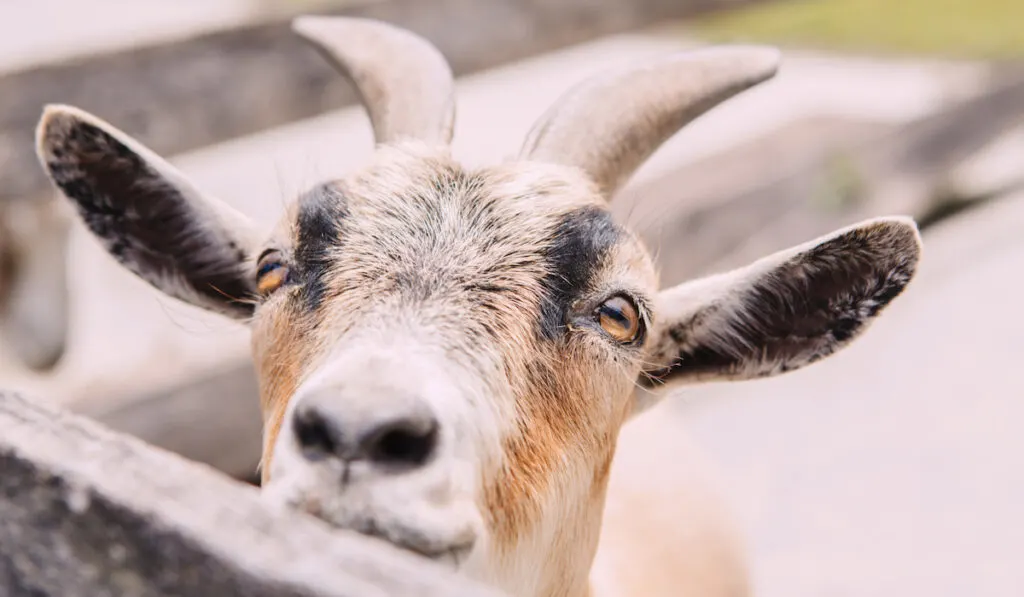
[0,391,507,597]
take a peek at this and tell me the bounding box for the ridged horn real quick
[520,46,781,197]
[292,16,456,146]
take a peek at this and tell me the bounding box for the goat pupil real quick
[596,296,642,343]
[601,305,627,325]
[257,262,281,278]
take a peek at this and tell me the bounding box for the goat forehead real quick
[276,146,654,326]
[309,149,603,255]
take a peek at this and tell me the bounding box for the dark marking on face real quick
[294,183,348,311]
[538,206,620,340]
[43,118,254,317]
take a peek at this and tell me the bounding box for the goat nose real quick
[292,401,439,469]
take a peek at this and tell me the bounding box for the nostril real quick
[366,419,438,468]
[293,407,339,460]
[292,398,440,469]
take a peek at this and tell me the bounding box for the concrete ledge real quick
[0,391,506,596]
[79,362,263,481]
[675,189,1024,597]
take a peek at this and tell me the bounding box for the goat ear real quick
[633,217,922,413]
[35,105,260,320]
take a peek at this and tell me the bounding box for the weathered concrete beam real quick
[78,361,263,481]
[0,391,506,597]
[0,0,762,202]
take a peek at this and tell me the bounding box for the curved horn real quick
[520,46,781,197]
[292,16,456,146]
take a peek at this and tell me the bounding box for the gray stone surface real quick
[0,0,256,74]
[79,361,262,480]
[0,391,505,597]
[670,190,1024,597]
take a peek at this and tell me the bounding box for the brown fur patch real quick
[482,333,640,553]
[253,287,318,480]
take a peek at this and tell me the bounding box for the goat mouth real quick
[263,464,480,568]
[354,520,475,565]
[295,496,476,567]
[332,514,474,567]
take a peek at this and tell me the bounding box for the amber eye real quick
[595,295,643,344]
[256,251,289,296]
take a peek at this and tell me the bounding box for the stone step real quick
[0,390,505,597]
[0,0,256,74]
[668,188,1024,597]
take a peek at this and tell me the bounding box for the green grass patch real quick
[689,0,1024,59]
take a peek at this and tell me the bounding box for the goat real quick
[34,16,921,597]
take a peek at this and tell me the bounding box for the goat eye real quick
[256,252,289,296]
[595,296,642,344]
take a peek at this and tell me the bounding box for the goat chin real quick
[260,459,484,568]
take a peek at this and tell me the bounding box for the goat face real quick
[251,148,658,589]
[36,17,922,597]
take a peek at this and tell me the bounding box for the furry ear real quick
[36,105,260,319]
[635,217,922,412]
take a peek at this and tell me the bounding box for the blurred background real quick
[1,1,1021,595]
